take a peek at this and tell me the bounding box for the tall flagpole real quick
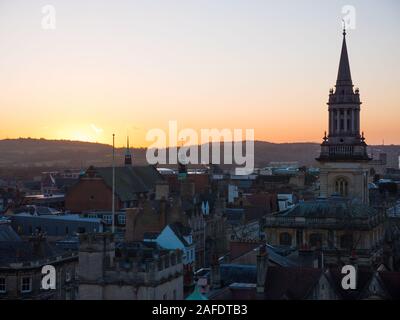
[112,133,115,234]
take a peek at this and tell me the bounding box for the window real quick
[21,277,32,293]
[103,215,112,225]
[0,278,6,293]
[118,214,126,225]
[163,293,167,300]
[296,230,303,246]
[279,232,292,246]
[335,178,349,197]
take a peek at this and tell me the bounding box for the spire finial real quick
[342,19,346,37]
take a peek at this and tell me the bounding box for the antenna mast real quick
[112,133,115,233]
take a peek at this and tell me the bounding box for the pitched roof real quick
[169,222,192,247]
[327,267,372,300]
[264,266,323,299]
[0,240,65,265]
[220,264,257,286]
[94,166,163,201]
[0,222,22,242]
[210,265,323,300]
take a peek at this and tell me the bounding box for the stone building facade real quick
[0,220,78,300]
[77,233,183,300]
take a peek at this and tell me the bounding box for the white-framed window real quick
[0,277,6,293]
[103,215,112,224]
[21,277,32,293]
[118,214,126,225]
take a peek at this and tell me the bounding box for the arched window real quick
[335,178,349,197]
[279,232,292,246]
[309,233,323,248]
[340,234,353,250]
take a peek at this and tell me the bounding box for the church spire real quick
[124,136,132,166]
[336,25,353,89]
[317,27,370,163]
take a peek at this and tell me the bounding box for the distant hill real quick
[0,138,399,172]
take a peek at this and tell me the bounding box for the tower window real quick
[335,178,349,197]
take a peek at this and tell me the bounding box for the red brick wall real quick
[65,178,121,212]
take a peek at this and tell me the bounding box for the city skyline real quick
[0,0,399,147]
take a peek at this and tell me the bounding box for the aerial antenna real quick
[112,133,115,234]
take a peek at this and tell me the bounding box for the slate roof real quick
[220,264,257,287]
[264,266,322,299]
[0,222,22,242]
[230,243,299,268]
[211,265,323,300]
[169,222,192,247]
[0,240,66,265]
[94,166,163,201]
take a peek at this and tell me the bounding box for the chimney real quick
[155,181,169,200]
[210,254,221,289]
[256,244,268,293]
[124,207,140,242]
[180,181,195,200]
[159,197,167,228]
[229,283,256,300]
[29,232,47,258]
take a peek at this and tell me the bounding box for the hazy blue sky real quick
[0,0,399,146]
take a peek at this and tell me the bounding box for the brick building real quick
[65,165,163,212]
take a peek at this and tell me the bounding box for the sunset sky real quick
[0,0,399,147]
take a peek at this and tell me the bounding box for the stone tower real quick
[316,28,371,204]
